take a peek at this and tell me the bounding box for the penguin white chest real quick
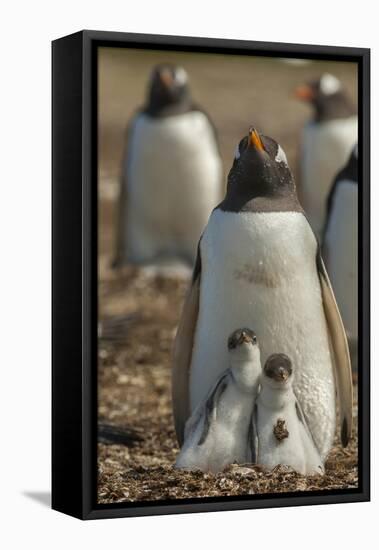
[324,181,358,340]
[256,389,324,475]
[125,112,222,263]
[190,210,335,457]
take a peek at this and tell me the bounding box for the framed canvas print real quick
[52,30,370,520]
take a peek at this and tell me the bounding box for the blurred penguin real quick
[295,73,357,239]
[323,145,358,370]
[113,64,223,269]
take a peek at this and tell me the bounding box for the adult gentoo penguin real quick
[172,128,352,459]
[175,328,261,473]
[323,145,358,370]
[295,73,357,238]
[113,64,223,268]
[254,354,324,475]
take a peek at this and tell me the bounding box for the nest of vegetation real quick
[97,266,358,505]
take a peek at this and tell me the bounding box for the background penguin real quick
[295,73,357,239]
[172,128,353,460]
[113,64,223,268]
[175,328,261,473]
[323,145,358,371]
[254,354,324,475]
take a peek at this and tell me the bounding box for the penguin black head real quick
[294,73,356,123]
[145,64,191,117]
[263,353,293,384]
[221,128,298,212]
[227,328,258,350]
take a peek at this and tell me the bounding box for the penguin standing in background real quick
[172,128,352,461]
[323,145,358,370]
[254,354,324,475]
[175,328,261,473]
[295,73,357,238]
[113,64,223,268]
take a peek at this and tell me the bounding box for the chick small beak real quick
[278,367,286,379]
[241,331,249,343]
[248,127,265,151]
[294,84,315,101]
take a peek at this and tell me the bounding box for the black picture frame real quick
[52,30,370,520]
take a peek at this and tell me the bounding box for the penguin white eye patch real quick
[234,141,288,165]
[275,145,288,165]
[320,73,341,95]
[174,67,188,85]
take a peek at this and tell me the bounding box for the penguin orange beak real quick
[294,84,315,101]
[248,128,265,151]
[160,68,174,88]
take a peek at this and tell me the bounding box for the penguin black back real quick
[331,144,358,190]
[323,145,358,239]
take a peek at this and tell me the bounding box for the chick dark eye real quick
[253,336,257,343]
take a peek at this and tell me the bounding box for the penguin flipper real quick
[112,114,139,268]
[249,404,258,463]
[316,249,353,447]
[198,371,229,446]
[183,400,204,442]
[172,242,202,446]
[295,399,317,443]
[295,400,325,474]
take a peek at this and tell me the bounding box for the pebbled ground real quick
[97,52,358,504]
[97,267,358,505]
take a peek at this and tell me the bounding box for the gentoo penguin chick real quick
[295,73,357,238]
[323,145,358,370]
[172,128,352,461]
[254,354,324,476]
[175,328,261,473]
[113,64,223,268]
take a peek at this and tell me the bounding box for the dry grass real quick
[97,267,358,505]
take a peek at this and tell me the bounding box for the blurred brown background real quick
[97,48,358,504]
[98,47,357,257]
